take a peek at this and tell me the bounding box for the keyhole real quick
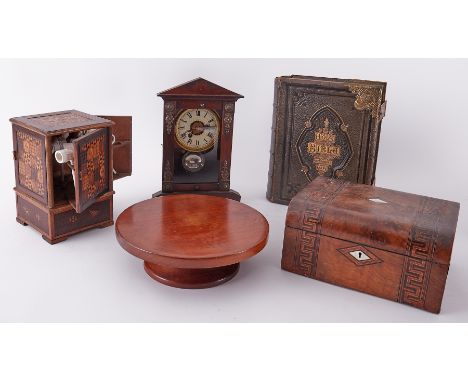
[348,249,371,262]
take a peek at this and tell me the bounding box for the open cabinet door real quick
[70,128,110,213]
[99,115,132,180]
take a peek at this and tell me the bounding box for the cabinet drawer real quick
[17,194,50,235]
[54,199,111,237]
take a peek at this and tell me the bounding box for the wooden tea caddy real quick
[281,177,460,313]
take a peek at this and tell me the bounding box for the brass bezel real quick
[174,108,220,153]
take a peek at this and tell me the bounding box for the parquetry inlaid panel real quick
[73,128,109,213]
[13,110,112,134]
[28,112,93,128]
[16,128,46,200]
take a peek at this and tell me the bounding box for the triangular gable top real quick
[158,78,243,99]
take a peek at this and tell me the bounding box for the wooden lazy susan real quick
[115,194,269,288]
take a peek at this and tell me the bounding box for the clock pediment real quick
[158,78,243,100]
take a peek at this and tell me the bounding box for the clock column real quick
[161,101,177,193]
[219,102,235,191]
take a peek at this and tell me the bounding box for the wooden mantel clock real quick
[153,78,243,201]
[10,110,132,244]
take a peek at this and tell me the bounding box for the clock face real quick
[174,108,220,152]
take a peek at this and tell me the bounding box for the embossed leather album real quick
[281,177,460,314]
[267,75,387,205]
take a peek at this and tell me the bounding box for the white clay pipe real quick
[54,143,74,164]
[54,142,75,183]
[112,134,117,174]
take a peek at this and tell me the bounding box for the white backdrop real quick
[0,59,466,322]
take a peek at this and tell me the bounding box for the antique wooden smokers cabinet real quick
[11,110,132,244]
[281,177,459,313]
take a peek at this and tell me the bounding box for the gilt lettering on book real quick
[297,108,352,180]
[267,75,387,205]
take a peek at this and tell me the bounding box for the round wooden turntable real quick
[115,194,269,288]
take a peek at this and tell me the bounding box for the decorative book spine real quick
[266,77,284,203]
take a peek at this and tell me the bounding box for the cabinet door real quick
[98,115,132,180]
[71,128,109,213]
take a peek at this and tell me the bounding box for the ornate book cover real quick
[266,75,387,205]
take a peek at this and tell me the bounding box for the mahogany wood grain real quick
[115,194,269,288]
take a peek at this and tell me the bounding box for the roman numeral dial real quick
[175,108,220,152]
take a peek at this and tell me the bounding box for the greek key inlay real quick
[293,179,349,277]
[295,230,319,276]
[398,197,442,309]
